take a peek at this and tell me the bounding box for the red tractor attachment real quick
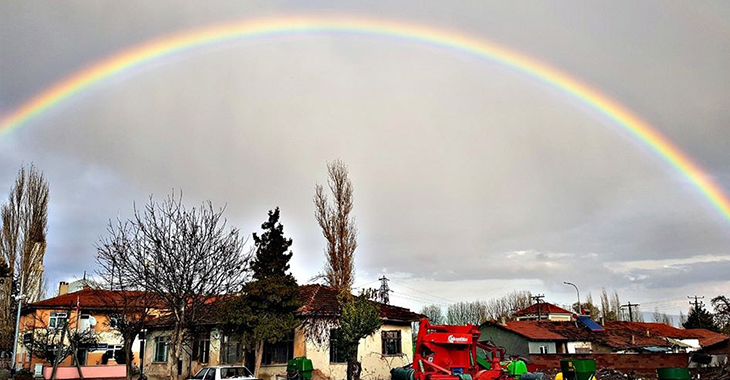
[392,319,533,380]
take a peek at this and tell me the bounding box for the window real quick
[539,345,548,354]
[109,317,119,329]
[105,345,125,363]
[263,333,294,365]
[193,369,208,380]
[78,314,91,332]
[220,335,243,364]
[203,369,215,380]
[382,330,402,355]
[221,367,252,379]
[153,336,169,362]
[49,312,68,329]
[329,329,347,363]
[192,334,210,364]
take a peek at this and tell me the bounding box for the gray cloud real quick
[1,0,729,311]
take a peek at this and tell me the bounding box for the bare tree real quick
[22,307,97,380]
[420,305,445,324]
[446,302,484,325]
[712,295,730,334]
[95,193,250,380]
[611,290,622,321]
[89,271,157,380]
[1,164,49,352]
[650,308,672,326]
[312,162,379,380]
[314,160,357,291]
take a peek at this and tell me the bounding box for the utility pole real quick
[378,276,391,305]
[687,295,705,310]
[532,294,545,322]
[10,269,25,373]
[621,302,640,322]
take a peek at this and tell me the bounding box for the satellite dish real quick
[89,316,97,327]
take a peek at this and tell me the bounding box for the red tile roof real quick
[619,322,700,339]
[297,284,421,322]
[685,329,730,347]
[481,320,706,350]
[33,284,421,324]
[26,288,162,311]
[482,321,567,341]
[513,303,572,316]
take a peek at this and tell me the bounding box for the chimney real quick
[58,281,69,296]
[631,334,635,345]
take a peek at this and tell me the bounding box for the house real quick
[13,284,160,372]
[142,284,421,380]
[685,328,730,367]
[513,302,573,322]
[479,320,705,358]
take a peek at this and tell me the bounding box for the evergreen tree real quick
[683,304,719,331]
[221,208,300,376]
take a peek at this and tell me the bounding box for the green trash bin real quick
[657,368,690,380]
[560,359,596,380]
[287,357,313,380]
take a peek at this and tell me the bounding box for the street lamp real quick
[563,281,580,315]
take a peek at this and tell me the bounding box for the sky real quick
[1,1,729,317]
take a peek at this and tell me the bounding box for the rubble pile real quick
[595,368,642,380]
[693,366,730,380]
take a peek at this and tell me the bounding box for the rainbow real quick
[1,16,729,222]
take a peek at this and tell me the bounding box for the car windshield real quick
[193,369,207,379]
[220,367,253,378]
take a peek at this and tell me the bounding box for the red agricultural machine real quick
[391,319,535,380]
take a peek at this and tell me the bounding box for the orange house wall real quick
[17,308,141,370]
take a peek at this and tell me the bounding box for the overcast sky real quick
[1,1,729,316]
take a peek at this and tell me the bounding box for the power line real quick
[389,280,457,304]
[391,292,450,306]
[642,297,686,305]
[352,279,379,290]
[392,291,450,305]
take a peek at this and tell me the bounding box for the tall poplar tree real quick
[312,160,381,380]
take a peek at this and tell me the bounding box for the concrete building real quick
[142,284,421,380]
[13,284,160,373]
[513,303,573,322]
[479,320,711,358]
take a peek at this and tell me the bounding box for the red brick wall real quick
[530,353,689,376]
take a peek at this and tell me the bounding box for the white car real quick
[189,366,259,380]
